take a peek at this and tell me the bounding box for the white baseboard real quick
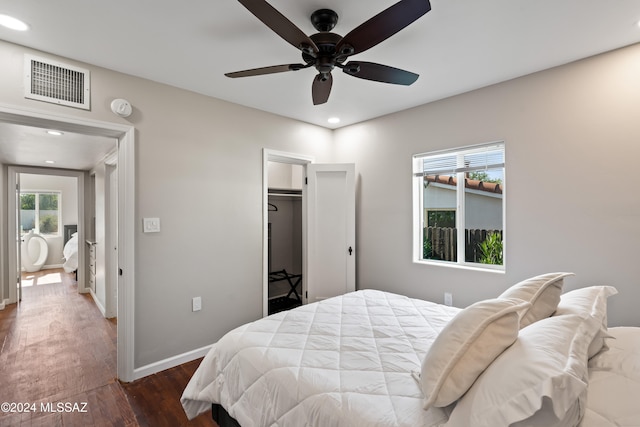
[132,344,213,381]
[89,289,106,317]
[20,264,64,272]
[43,263,64,270]
[0,299,7,310]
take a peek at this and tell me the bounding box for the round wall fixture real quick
[111,98,133,118]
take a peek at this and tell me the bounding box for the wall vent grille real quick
[24,55,91,110]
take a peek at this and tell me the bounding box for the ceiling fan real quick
[226,0,432,105]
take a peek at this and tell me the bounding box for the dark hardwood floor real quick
[0,269,216,426]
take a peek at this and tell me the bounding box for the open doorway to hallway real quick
[0,104,136,381]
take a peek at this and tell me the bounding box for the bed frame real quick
[63,224,77,245]
[212,404,240,427]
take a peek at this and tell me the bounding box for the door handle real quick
[348,246,353,256]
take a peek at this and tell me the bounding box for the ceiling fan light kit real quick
[227,0,431,105]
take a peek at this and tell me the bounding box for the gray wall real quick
[334,43,640,327]
[1,38,639,375]
[0,40,334,367]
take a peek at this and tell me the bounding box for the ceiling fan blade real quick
[312,73,333,105]
[342,61,418,85]
[225,64,307,78]
[336,0,431,57]
[237,0,318,55]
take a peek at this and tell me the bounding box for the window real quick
[20,191,60,236]
[413,142,505,269]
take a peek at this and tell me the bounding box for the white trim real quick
[41,264,64,270]
[117,122,135,382]
[132,344,213,380]
[89,288,107,317]
[414,258,506,274]
[263,149,314,317]
[0,102,136,383]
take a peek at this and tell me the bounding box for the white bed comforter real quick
[581,327,640,427]
[62,233,78,273]
[181,289,460,427]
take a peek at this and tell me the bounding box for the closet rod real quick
[268,188,302,198]
[268,192,302,198]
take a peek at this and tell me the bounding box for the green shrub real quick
[479,232,503,265]
[39,214,58,234]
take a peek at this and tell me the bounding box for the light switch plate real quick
[192,296,202,312]
[143,217,161,233]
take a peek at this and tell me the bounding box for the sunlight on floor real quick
[21,271,62,287]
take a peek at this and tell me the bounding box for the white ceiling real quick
[1,0,640,135]
[0,122,116,170]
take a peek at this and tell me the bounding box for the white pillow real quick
[499,272,574,328]
[419,298,531,409]
[445,312,603,427]
[554,286,617,358]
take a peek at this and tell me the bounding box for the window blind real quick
[414,142,504,176]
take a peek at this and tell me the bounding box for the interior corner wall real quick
[0,39,333,368]
[333,43,640,327]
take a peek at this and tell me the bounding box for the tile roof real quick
[425,175,503,195]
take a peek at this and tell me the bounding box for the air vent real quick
[24,54,91,110]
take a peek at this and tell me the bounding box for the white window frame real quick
[20,190,62,236]
[413,142,505,271]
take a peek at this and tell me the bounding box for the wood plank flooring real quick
[0,269,216,427]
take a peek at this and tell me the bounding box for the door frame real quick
[0,103,136,382]
[104,157,118,319]
[262,149,314,317]
[8,166,86,298]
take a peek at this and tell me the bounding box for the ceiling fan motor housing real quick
[310,9,339,32]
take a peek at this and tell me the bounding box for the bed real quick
[181,273,639,427]
[62,231,79,273]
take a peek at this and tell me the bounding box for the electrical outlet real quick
[192,296,202,312]
[444,292,453,307]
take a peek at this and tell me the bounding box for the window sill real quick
[414,259,505,274]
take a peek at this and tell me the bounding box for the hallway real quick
[0,269,213,426]
[0,269,130,425]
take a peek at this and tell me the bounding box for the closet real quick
[267,162,303,314]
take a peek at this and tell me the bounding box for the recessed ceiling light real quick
[328,117,340,124]
[46,130,64,136]
[0,14,29,31]
[45,160,55,164]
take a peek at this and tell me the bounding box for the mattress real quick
[581,327,640,427]
[181,289,460,427]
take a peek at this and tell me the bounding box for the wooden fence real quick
[423,227,503,263]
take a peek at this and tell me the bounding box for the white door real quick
[305,163,355,303]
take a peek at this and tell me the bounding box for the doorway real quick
[0,104,136,382]
[263,150,313,317]
[267,165,304,314]
[262,149,357,318]
[15,171,81,302]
